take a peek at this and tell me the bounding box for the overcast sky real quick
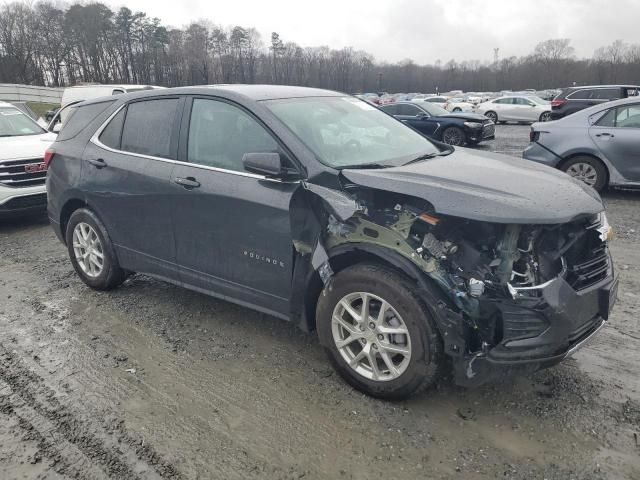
[109,0,636,63]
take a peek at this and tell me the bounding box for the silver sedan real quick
[523,96,640,191]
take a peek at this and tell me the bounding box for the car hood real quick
[0,133,56,161]
[436,112,487,122]
[341,148,603,224]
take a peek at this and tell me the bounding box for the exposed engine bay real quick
[295,181,616,385]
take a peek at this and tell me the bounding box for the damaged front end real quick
[296,181,618,387]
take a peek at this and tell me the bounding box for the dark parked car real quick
[380,101,494,146]
[45,106,60,122]
[46,86,617,399]
[550,85,639,120]
[524,97,640,191]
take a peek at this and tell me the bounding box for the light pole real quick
[377,72,383,92]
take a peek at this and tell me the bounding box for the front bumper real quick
[452,261,618,386]
[0,185,47,218]
[466,122,495,144]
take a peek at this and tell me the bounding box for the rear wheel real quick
[65,208,126,290]
[317,264,443,400]
[561,156,608,192]
[485,111,498,123]
[453,107,462,112]
[539,111,551,122]
[442,126,466,146]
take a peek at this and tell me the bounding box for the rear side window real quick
[591,88,621,100]
[120,99,179,159]
[57,101,114,141]
[568,89,593,100]
[597,104,640,128]
[98,108,125,149]
[397,104,421,116]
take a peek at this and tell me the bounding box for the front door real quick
[170,97,300,318]
[82,97,183,277]
[396,104,438,137]
[590,103,640,182]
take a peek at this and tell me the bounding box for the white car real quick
[476,95,551,124]
[444,97,476,113]
[0,101,56,218]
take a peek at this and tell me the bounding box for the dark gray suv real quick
[46,85,618,399]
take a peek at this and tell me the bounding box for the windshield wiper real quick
[403,150,451,165]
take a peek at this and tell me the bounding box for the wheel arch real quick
[301,243,454,333]
[59,198,88,244]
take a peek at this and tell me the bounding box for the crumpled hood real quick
[342,148,604,224]
[0,133,56,161]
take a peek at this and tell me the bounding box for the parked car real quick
[422,95,449,105]
[45,106,60,122]
[46,85,617,399]
[476,95,551,124]
[550,85,640,120]
[0,101,56,218]
[380,101,494,146]
[443,97,475,113]
[524,96,640,192]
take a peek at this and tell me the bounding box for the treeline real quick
[1,1,640,93]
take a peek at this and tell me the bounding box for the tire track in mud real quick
[0,346,182,480]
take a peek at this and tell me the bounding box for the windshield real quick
[0,107,45,137]
[265,97,439,168]
[419,103,449,116]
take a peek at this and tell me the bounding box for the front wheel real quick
[442,126,466,146]
[316,264,443,400]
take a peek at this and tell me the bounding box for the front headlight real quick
[597,212,614,242]
[463,121,483,129]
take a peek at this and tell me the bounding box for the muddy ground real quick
[0,125,638,480]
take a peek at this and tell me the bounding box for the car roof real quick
[76,84,348,108]
[566,85,640,90]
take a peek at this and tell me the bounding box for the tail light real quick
[529,128,540,142]
[551,99,566,108]
[44,148,55,168]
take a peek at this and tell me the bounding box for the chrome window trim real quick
[90,103,297,183]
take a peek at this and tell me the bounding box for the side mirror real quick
[51,123,62,133]
[243,152,288,177]
[417,112,428,119]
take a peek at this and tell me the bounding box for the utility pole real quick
[493,48,499,65]
[377,72,383,92]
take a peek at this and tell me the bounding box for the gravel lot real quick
[1,125,639,479]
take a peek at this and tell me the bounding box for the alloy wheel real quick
[485,111,498,123]
[443,128,464,146]
[72,222,104,278]
[566,162,598,187]
[540,111,551,122]
[331,292,412,382]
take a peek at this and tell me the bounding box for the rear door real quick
[494,98,515,120]
[590,103,640,181]
[83,96,184,277]
[170,96,300,318]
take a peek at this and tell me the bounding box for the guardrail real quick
[0,84,63,104]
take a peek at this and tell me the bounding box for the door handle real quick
[174,176,200,189]
[87,158,107,168]
[595,133,615,138]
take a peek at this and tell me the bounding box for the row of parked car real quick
[0,82,638,222]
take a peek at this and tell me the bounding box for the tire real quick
[560,156,608,192]
[316,263,443,400]
[441,126,466,146]
[539,111,551,122]
[485,111,498,123]
[65,208,126,290]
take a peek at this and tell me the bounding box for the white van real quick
[50,84,165,130]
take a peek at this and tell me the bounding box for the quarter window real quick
[98,108,125,149]
[187,99,279,172]
[120,98,179,159]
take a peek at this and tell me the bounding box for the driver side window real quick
[187,99,280,172]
